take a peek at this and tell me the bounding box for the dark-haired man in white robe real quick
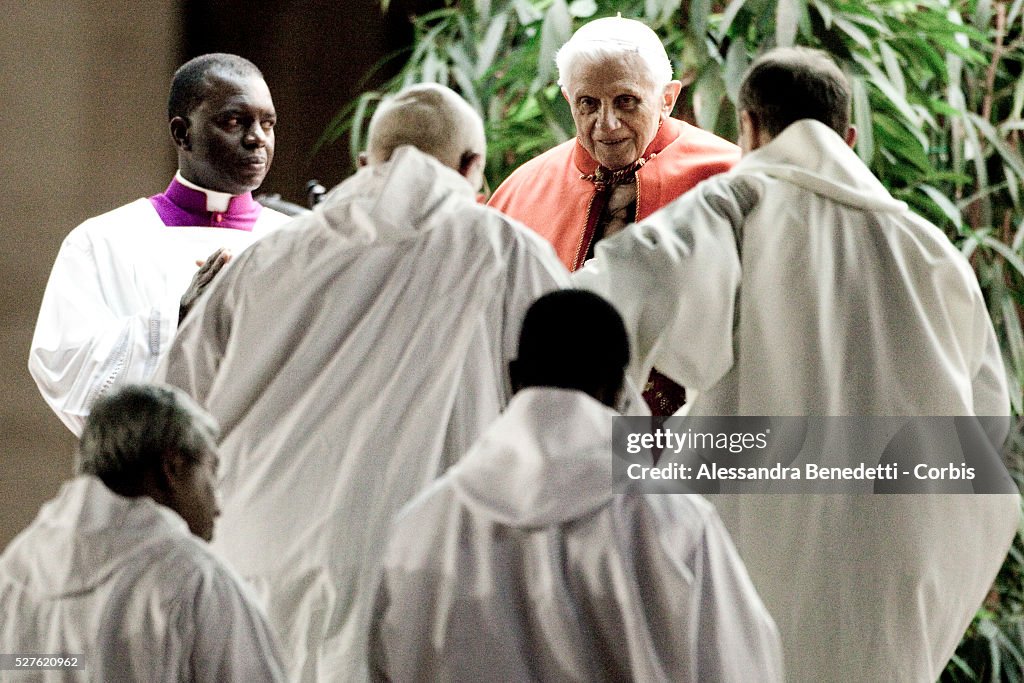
[370,290,783,682]
[573,47,1019,682]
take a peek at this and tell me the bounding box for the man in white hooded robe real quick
[0,384,285,682]
[159,83,569,681]
[370,289,784,682]
[573,47,1020,682]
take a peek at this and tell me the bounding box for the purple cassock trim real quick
[148,178,262,231]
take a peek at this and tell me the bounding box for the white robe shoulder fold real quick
[573,120,1020,682]
[158,146,569,682]
[28,198,289,435]
[371,387,784,682]
[0,476,285,682]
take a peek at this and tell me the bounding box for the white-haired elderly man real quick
[489,15,739,415]
[0,384,285,681]
[159,83,568,681]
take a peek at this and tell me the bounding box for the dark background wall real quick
[1,0,431,547]
[181,0,431,204]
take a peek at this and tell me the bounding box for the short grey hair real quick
[555,16,673,89]
[76,384,219,493]
[366,83,485,172]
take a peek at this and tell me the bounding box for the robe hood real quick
[738,119,907,213]
[1,476,191,598]
[308,145,477,245]
[450,387,616,527]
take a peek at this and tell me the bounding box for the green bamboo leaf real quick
[851,76,874,163]
[996,628,1024,669]
[1009,0,1024,28]
[812,0,832,29]
[1012,378,1024,424]
[980,613,1004,681]
[724,37,748,104]
[450,65,482,114]
[920,184,963,228]
[420,45,447,83]
[844,12,887,34]
[716,0,749,40]
[928,97,960,118]
[694,70,725,132]
[475,13,508,79]
[449,44,475,80]
[974,0,993,30]
[852,53,922,132]
[535,0,572,88]
[348,92,381,165]
[535,89,571,141]
[1012,215,1024,253]
[877,42,905,98]
[474,0,491,20]
[690,0,710,41]
[568,0,597,18]
[968,112,1024,182]
[953,100,992,229]
[873,116,930,173]
[512,0,544,25]
[657,0,679,24]
[981,235,1024,280]
[776,0,801,47]
[960,234,978,261]
[1006,166,1021,210]
[833,16,872,49]
[947,653,976,677]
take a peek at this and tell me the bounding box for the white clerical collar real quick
[175,171,235,213]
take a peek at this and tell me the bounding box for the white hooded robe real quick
[159,146,569,681]
[0,476,285,682]
[371,387,784,682]
[573,120,1020,682]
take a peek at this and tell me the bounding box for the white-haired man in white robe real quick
[573,47,1020,681]
[370,289,784,682]
[158,83,569,681]
[0,384,285,681]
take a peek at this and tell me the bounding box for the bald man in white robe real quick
[574,48,1019,682]
[159,84,568,682]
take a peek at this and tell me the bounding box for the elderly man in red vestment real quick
[489,16,739,414]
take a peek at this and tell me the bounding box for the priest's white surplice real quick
[371,387,784,682]
[29,200,288,435]
[0,476,285,681]
[159,146,569,681]
[573,120,1020,682]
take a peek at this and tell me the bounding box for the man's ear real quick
[458,151,484,180]
[561,86,570,104]
[844,125,858,149]
[357,151,368,168]
[170,116,191,150]
[662,81,683,115]
[739,110,761,154]
[160,450,192,496]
